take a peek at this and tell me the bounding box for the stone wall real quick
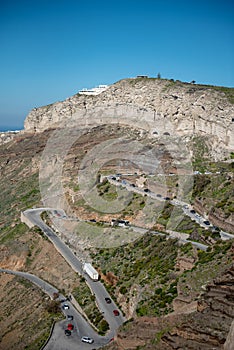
[20,211,35,228]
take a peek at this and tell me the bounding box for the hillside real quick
[24,77,234,160]
[0,77,234,349]
[104,262,234,350]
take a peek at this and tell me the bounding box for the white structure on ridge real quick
[79,84,109,96]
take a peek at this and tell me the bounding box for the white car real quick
[81,336,94,344]
[62,303,69,310]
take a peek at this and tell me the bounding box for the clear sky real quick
[0,0,233,130]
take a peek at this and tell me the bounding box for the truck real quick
[83,263,99,281]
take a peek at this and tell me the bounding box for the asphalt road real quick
[0,268,59,297]
[107,175,233,243]
[24,208,126,348]
[44,300,111,350]
[20,176,233,348]
[0,268,111,349]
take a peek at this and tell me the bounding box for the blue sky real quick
[0,0,233,130]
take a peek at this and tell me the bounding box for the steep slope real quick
[1,78,234,349]
[104,260,234,350]
[24,78,234,160]
[0,131,79,349]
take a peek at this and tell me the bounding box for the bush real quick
[45,300,60,314]
[98,319,109,333]
[119,286,128,294]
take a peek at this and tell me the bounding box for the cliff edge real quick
[24,78,234,161]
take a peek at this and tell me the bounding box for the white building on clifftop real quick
[79,84,108,95]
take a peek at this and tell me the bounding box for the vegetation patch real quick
[72,276,109,334]
[97,179,118,201]
[92,234,180,317]
[0,275,62,350]
[177,239,233,298]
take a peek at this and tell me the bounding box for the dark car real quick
[156,194,162,197]
[65,329,71,336]
[164,197,170,200]
[204,220,210,225]
[113,309,119,316]
[105,297,111,304]
[144,188,150,192]
[190,209,196,214]
[67,315,73,321]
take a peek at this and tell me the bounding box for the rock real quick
[224,320,234,350]
[23,78,234,161]
[108,263,234,350]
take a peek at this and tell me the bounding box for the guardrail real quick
[40,320,56,350]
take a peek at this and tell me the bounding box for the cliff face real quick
[159,263,234,350]
[106,262,234,350]
[24,78,234,160]
[194,197,234,234]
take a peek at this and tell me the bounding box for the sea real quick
[0,126,23,132]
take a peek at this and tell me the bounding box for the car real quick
[164,197,170,200]
[204,220,210,225]
[105,297,111,304]
[62,303,69,310]
[67,315,73,321]
[190,209,196,214]
[65,329,71,336]
[144,188,150,192]
[81,336,94,344]
[113,309,119,316]
[67,323,74,331]
[156,194,162,197]
[60,298,67,303]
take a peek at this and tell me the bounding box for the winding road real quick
[0,268,112,349]
[23,208,125,349]
[106,175,234,243]
[2,172,233,349]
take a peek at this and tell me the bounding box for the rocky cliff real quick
[194,197,234,233]
[159,262,234,349]
[106,261,234,350]
[24,78,234,160]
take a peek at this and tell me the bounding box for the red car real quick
[67,323,74,331]
[113,310,119,316]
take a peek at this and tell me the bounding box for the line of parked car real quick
[62,303,94,343]
[105,297,120,315]
[62,297,120,344]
